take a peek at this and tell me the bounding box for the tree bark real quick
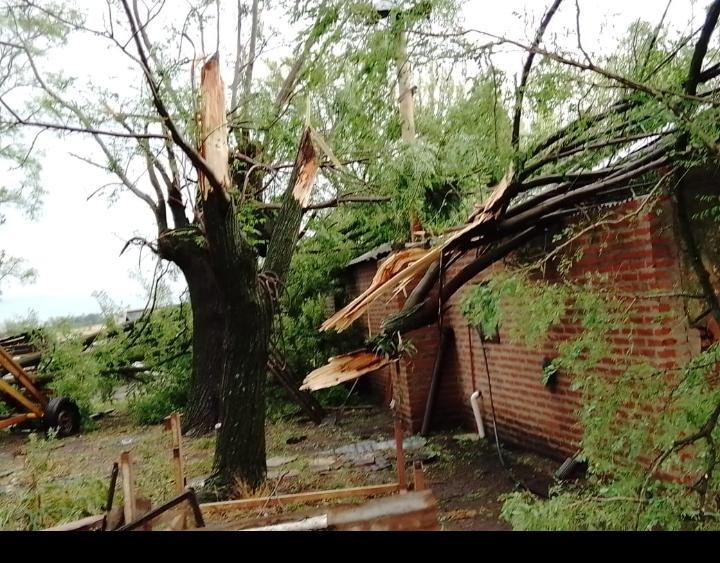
[212,283,272,492]
[158,229,225,436]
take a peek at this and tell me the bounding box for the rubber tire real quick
[44,397,81,438]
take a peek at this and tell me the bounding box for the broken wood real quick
[413,460,427,491]
[329,490,439,531]
[320,247,432,333]
[290,128,320,206]
[119,451,137,524]
[238,490,439,531]
[167,412,186,495]
[300,350,391,392]
[43,514,105,532]
[198,54,231,198]
[200,482,400,514]
[0,412,37,430]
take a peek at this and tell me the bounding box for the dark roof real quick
[346,243,395,268]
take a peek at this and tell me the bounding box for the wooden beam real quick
[328,490,439,531]
[237,491,439,531]
[200,483,400,515]
[413,460,427,491]
[43,514,105,532]
[120,451,136,524]
[168,412,186,495]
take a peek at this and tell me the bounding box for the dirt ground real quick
[0,405,557,530]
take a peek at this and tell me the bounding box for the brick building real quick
[343,195,707,460]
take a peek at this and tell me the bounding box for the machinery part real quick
[44,397,81,437]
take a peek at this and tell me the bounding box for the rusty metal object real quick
[101,463,120,531]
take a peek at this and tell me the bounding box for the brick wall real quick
[345,197,703,459]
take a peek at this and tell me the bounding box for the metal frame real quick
[0,344,49,430]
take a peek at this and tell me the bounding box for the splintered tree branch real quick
[263,127,320,282]
[119,0,225,195]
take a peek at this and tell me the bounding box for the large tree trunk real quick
[200,191,273,491]
[183,264,225,435]
[212,285,273,492]
[158,230,225,436]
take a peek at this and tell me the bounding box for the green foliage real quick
[9,303,193,426]
[462,264,720,529]
[0,434,107,530]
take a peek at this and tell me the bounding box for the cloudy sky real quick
[0,0,702,325]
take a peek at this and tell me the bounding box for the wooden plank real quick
[200,483,400,514]
[328,490,439,531]
[43,514,105,531]
[242,515,329,532]
[169,412,186,495]
[0,377,43,417]
[413,460,427,491]
[238,491,439,532]
[120,451,136,524]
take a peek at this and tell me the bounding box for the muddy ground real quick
[0,405,557,530]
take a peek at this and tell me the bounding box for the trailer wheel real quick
[44,397,81,437]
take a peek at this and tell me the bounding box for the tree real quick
[311,0,720,529]
[3,0,488,491]
[0,2,61,293]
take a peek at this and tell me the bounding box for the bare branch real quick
[511,0,563,150]
[119,0,225,194]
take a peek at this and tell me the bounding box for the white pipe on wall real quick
[470,391,486,439]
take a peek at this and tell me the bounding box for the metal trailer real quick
[0,344,80,437]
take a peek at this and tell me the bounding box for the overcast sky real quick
[0,0,703,325]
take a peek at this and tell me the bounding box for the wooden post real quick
[413,460,427,491]
[120,451,136,524]
[169,412,186,495]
